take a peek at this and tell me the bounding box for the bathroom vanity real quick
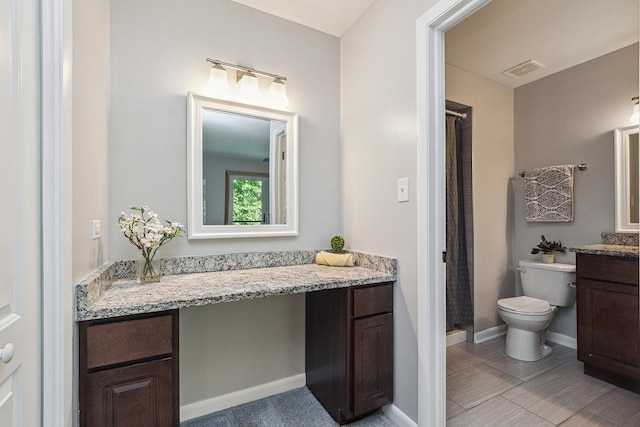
[306,282,393,424]
[572,244,639,393]
[79,311,180,426]
[76,251,396,426]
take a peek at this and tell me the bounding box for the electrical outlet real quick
[397,177,409,202]
[92,220,101,240]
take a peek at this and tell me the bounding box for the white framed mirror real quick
[614,125,639,232]
[187,93,298,239]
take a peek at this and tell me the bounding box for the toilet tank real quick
[518,260,576,306]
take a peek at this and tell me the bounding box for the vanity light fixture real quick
[205,58,288,108]
[629,96,639,125]
[236,70,260,103]
[205,62,230,97]
[268,77,289,108]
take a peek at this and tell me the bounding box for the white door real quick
[0,0,42,425]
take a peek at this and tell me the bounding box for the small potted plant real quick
[531,235,566,263]
[316,235,354,267]
[330,235,346,253]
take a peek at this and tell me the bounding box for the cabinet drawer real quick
[353,283,393,318]
[85,314,174,369]
[577,254,639,285]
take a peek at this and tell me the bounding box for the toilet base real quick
[505,327,552,361]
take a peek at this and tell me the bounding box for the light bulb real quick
[268,77,288,108]
[629,100,639,125]
[237,71,261,104]
[205,64,229,97]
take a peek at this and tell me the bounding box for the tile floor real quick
[446,337,640,426]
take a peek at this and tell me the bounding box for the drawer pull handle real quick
[566,282,576,288]
[0,343,15,364]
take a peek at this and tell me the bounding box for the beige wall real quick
[72,0,109,282]
[72,0,111,425]
[446,65,516,334]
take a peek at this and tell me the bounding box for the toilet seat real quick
[497,296,552,315]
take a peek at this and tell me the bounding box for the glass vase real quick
[137,255,161,283]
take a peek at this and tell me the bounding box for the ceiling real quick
[445,0,639,88]
[230,0,377,37]
[231,0,639,88]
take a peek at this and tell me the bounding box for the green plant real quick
[232,179,263,225]
[330,235,345,252]
[531,235,566,255]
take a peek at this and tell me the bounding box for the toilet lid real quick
[498,296,551,314]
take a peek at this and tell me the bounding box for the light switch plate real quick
[92,220,101,240]
[397,177,409,202]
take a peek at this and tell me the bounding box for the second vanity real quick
[571,237,639,394]
[75,250,397,426]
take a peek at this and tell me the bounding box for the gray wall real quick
[341,0,440,421]
[109,0,340,406]
[514,43,639,338]
[109,0,341,257]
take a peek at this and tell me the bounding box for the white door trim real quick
[415,1,490,425]
[41,0,73,425]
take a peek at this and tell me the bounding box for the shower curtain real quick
[446,116,473,331]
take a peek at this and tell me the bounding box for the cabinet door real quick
[353,313,393,416]
[578,278,640,376]
[85,358,174,427]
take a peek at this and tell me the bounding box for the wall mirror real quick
[187,93,298,239]
[614,125,639,232]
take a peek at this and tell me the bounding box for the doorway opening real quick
[416,1,490,425]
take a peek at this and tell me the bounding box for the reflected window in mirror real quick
[188,93,298,239]
[614,125,639,232]
[224,171,269,225]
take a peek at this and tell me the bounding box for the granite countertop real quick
[570,244,639,258]
[76,250,397,321]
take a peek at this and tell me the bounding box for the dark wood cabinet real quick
[576,254,640,393]
[306,282,393,424]
[79,310,179,426]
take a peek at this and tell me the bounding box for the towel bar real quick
[519,163,587,178]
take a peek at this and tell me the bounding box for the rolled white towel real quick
[315,251,355,267]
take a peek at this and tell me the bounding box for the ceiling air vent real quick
[502,60,545,78]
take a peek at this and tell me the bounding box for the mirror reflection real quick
[614,125,639,232]
[202,108,286,226]
[187,93,298,239]
[629,132,638,223]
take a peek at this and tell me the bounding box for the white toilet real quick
[497,260,576,361]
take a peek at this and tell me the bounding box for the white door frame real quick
[416,0,490,425]
[41,0,73,426]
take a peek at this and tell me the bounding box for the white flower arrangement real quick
[118,206,185,280]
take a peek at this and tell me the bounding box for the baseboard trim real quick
[474,324,507,343]
[545,331,577,350]
[180,373,307,422]
[383,404,417,427]
[446,329,467,347]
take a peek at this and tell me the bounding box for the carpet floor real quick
[181,387,398,427]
